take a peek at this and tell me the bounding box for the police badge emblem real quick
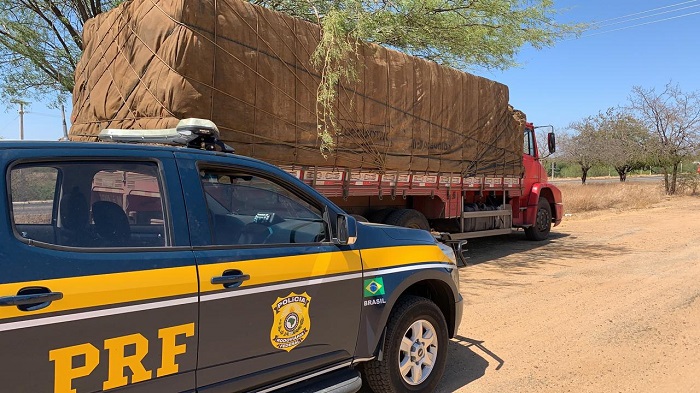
[270,292,311,352]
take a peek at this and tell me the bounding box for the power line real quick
[591,3,700,29]
[29,112,62,118]
[591,0,698,24]
[583,10,700,38]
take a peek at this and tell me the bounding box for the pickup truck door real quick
[0,151,198,393]
[175,154,363,392]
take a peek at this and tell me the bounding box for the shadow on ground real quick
[455,230,629,294]
[357,335,498,393]
[463,231,570,266]
[435,335,501,392]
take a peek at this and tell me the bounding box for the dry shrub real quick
[676,173,700,196]
[557,182,666,214]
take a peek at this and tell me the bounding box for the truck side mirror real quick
[334,214,358,245]
[547,132,556,154]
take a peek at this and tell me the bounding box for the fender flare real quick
[362,266,459,358]
[527,182,563,224]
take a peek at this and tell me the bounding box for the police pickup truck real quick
[0,119,463,393]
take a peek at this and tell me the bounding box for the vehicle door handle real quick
[0,292,63,306]
[211,270,250,289]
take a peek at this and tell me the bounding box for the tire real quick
[363,296,449,393]
[351,214,369,223]
[525,197,552,241]
[384,209,430,231]
[368,208,396,224]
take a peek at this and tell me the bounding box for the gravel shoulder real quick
[439,196,700,392]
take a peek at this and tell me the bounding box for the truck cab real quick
[516,123,563,240]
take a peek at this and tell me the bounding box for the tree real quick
[564,117,603,184]
[254,0,582,70]
[0,0,120,105]
[595,108,648,182]
[629,83,700,195]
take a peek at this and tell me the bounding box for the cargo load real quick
[70,0,523,176]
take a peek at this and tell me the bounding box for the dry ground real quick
[437,195,700,392]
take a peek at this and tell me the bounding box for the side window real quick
[200,168,326,246]
[11,167,58,243]
[9,161,167,248]
[523,129,535,157]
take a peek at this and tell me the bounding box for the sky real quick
[0,0,698,140]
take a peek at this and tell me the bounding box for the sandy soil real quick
[436,196,700,392]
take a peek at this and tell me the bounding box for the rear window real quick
[10,161,168,248]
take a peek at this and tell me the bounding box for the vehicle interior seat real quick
[92,201,131,247]
[59,186,91,246]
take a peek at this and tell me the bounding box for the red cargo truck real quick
[71,0,563,245]
[278,122,563,242]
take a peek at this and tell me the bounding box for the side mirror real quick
[547,132,556,154]
[334,214,358,246]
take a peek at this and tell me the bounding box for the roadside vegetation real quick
[559,182,665,214]
[558,173,700,215]
[553,83,700,195]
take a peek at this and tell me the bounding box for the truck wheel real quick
[384,209,430,231]
[525,197,552,241]
[368,208,395,224]
[351,214,369,222]
[363,296,448,393]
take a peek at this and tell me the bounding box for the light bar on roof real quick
[98,118,220,146]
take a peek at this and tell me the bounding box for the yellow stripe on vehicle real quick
[198,250,363,293]
[0,245,450,321]
[0,266,198,321]
[360,245,452,270]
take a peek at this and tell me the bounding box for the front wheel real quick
[525,197,552,241]
[363,296,448,393]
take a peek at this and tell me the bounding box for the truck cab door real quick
[522,125,543,184]
[175,154,363,392]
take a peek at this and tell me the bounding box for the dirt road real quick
[436,196,700,392]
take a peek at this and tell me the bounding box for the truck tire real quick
[351,214,369,222]
[384,209,430,231]
[368,208,395,224]
[525,197,552,241]
[363,296,448,393]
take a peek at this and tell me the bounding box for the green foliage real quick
[257,0,582,70]
[0,0,120,106]
[311,9,359,156]
[11,166,57,201]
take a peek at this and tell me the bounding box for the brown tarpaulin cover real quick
[71,0,523,176]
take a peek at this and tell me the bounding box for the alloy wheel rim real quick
[398,319,438,385]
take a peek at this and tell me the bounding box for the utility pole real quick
[11,100,28,140]
[18,102,25,140]
[61,104,68,140]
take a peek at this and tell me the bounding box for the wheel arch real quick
[527,183,563,223]
[359,269,459,359]
[397,280,457,337]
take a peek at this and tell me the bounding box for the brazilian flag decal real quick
[363,277,385,297]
